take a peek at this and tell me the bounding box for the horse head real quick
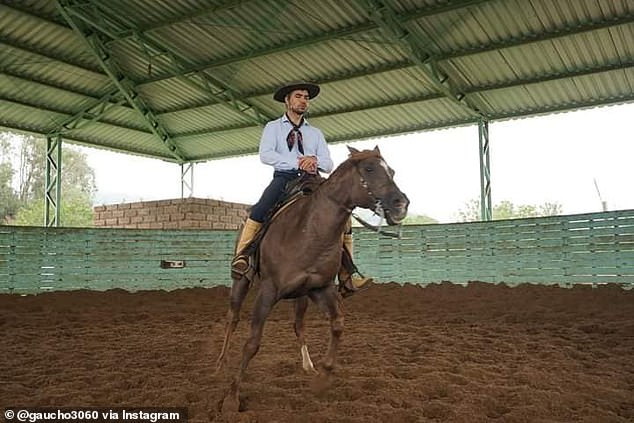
[345,146,409,225]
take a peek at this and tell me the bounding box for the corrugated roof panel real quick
[410,5,492,53]
[4,0,60,19]
[480,68,634,115]
[445,22,633,94]
[1,4,101,70]
[1,0,632,163]
[103,0,208,28]
[148,1,320,66]
[609,23,634,58]
[98,106,153,133]
[106,40,177,83]
[139,77,217,112]
[314,67,440,113]
[67,124,163,154]
[209,31,406,95]
[176,126,263,160]
[1,46,111,97]
[313,97,470,140]
[163,103,257,135]
[0,99,67,133]
[0,74,96,117]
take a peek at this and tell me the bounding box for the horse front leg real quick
[308,286,344,373]
[222,287,276,413]
[215,275,251,374]
[294,296,317,374]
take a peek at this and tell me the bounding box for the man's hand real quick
[298,155,318,174]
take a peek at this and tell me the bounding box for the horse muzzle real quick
[383,191,409,225]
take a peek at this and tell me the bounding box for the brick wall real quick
[93,198,250,230]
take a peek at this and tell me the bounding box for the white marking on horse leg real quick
[301,344,316,373]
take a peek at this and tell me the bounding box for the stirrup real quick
[231,255,250,279]
[338,276,373,298]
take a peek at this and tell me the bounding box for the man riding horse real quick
[231,81,372,294]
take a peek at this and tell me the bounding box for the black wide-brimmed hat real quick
[273,81,320,102]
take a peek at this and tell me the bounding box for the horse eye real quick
[364,166,374,173]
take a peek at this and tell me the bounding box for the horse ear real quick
[373,145,381,154]
[347,146,360,155]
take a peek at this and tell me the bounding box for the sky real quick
[82,102,633,223]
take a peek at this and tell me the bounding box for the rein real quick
[351,211,403,239]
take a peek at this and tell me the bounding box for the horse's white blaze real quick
[301,344,315,372]
[379,159,392,181]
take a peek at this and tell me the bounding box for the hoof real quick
[303,365,319,375]
[221,393,240,413]
[220,383,241,413]
[309,370,332,395]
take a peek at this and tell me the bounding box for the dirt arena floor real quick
[2,282,633,422]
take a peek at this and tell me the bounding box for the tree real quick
[456,198,480,222]
[0,137,20,223]
[0,162,19,223]
[539,202,563,216]
[402,214,438,225]
[457,197,563,222]
[13,194,95,227]
[0,132,96,227]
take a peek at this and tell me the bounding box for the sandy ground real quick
[1,282,633,422]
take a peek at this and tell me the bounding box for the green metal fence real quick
[355,209,634,287]
[1,209,633,293]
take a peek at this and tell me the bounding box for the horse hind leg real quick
[215,275,251,374]
[294,296,317,374]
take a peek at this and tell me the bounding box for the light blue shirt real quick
[259,114,334,173]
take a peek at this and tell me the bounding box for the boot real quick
[231,218,262,277]
[338,233,373,293]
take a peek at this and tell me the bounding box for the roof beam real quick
[156,13,634,115]
[57,0,187,162]
[0,72,149,133]
[359,0,479,117]
[170,60,634,139]
[0,96,152,137]
[158,58,414,114]
[138,0,255,34]
[0,37,104,77]
[444,13,634,60]
[322,97,634,145]
[46,88,127,137]
[1,65,109,100]
[138,0,489,86]
[64,1,274,127]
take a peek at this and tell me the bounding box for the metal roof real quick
[1,0,633,164]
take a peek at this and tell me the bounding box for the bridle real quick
[351,161,403,239]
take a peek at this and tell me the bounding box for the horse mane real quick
[329,148,382,177]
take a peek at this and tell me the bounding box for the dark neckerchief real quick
[286,113,305,154]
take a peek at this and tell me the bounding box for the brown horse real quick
[216,146,409,411]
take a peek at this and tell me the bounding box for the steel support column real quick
[45,135,62,227]
[181,163,193,198]
[478,118,492,221]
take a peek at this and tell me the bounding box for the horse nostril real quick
[392,195,408,208]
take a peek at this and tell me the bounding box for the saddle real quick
[244,173,325,270]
